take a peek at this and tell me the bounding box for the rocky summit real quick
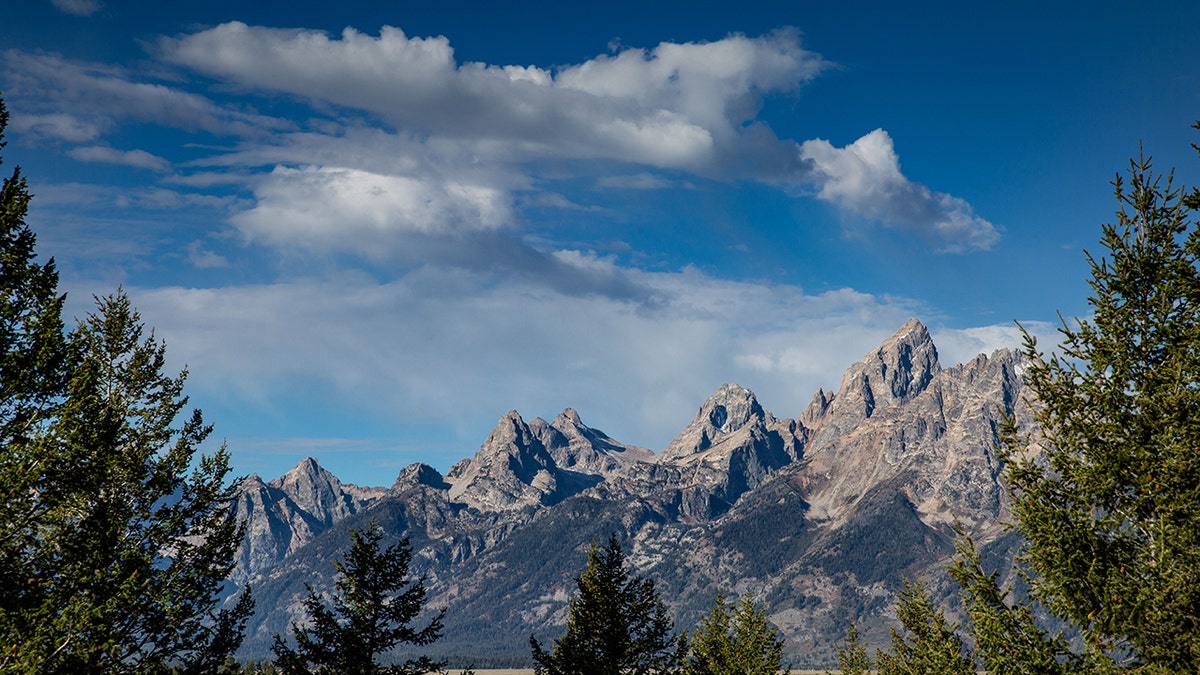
[232,319,1030,666]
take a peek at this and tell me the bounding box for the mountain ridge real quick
[232,319,1029,666]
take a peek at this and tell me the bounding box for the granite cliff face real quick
[233,319,1029,665]
[231,457,384,585]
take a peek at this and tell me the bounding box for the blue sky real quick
[3,0,1198,486]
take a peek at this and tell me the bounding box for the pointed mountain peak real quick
[476,410,538,451]
[838,319,940,413]
[537,407,652,477]
[273,456,338,488]
[295,456,324,472]
[697,383,765,433]
[555,408,583,427]
[799,387,833,427]
[391,462,449,492]
[448,409,567,511]
[659,383,768,462]
[872,318,939,399]
[879,318,935,355]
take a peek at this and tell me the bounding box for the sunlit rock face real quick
[230,457,384,585]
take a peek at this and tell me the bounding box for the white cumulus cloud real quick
[157,23,821,173]
[800,129,1000,252]
[232,165,512,251]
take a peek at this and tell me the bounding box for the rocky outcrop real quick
[799,331,1024,534]
[531,408,653,478]
[445,410,602,512]
[230,457,384,585]
[804,318,941,446]
[651,383,804,519]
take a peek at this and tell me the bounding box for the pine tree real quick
[947,532,1107,674]
[682,593,786,675]
[10,291,253,672]
[873,581,974,675]
[530,534,679,675]
[0,92,250,672]
[0,92,73,665]
[272,520,445,675]
[830,622,870,675]
[1002,147,1200,670]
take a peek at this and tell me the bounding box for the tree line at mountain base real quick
[3,85,1200,672]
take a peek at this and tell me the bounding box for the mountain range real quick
[230,318,1031,666]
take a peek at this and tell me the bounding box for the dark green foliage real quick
[873,580,974,675]
[530,533,679,675]
[0,92,73,664]
[682,593,786,675]
[272,520,445,675]
[0,90,251,672]
[948,532,1096,674]
[0,93,69,442]
[8,291,253,672]
[1002,145,1200,670]
[830,622,870,675]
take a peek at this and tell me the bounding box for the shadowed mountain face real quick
[233,319,1030,666]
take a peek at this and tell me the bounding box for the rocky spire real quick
[659,383,768,462]
[446,410,573,512]
[532,408,653,477]
[270,457,353,527]
[655,383,803,519]
[810,318,940,434]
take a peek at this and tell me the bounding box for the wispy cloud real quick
[50,0,100,17]
[595,173,696,190]
[800,129,1000,252]
[68,145,170,171]
[9,112,102,142]
[119,266,926,453]
[0,50,291,138]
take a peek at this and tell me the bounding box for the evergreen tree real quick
[0,91,251,672]
[10,291,253,672]
[0,92,73,663]
[682,593,786,675]
[1001,147,1200,670]
[530,534,679,675]
[873,581,974,675]
[272,520,445,675]
[830,622,870,675]
[947,532,1105,674]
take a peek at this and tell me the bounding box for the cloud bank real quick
[4,24,1000,253]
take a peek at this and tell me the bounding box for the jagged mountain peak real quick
[446,409,578,512]
[661,383,764,455]
[536,408,652,477]
[492,409,532,439]
[699,383,766,432]
[237,316,1029,663]
[269,457,342,504]
[658,383,785,466]
[554,407,583,427]
[814,319,940,427]
[869,318,940,400]
[391,462,449,493]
